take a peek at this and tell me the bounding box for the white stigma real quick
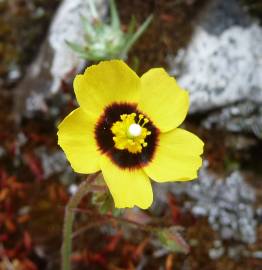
[128,123,142,137]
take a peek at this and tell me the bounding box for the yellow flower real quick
[57,60,204,209]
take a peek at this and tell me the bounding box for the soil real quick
[118,0,208,75]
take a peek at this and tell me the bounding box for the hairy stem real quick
[61,173,99,270]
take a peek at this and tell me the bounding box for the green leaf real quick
[112,208,124,217]
[87,0,99,20]
[65,40,86,54]
[120,14,153,58]
[127,16,137,36]
[156,227,189,254]
[80,15,96,37]
[66,40,104,60]
[110,0,120,30]
[99,193,114,214]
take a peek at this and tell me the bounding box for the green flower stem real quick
[61,173,99,270]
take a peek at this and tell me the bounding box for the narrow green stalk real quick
[61,173,99,270]
[87,0,99,20]
[110,0,120,30]
[62,209,74,270]
[120,14,153,59]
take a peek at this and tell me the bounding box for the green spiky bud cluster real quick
[66,0,153,61]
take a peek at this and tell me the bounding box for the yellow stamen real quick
[111,113,151,153]
[142,118,149,126]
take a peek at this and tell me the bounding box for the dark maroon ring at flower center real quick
[95,102,159,169]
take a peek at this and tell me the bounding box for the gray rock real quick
[209,246,224,260]
[49,0,106,93]
[203,101,262,138]
[14,0,107,119]
[0,146,5,158]
[168,0,262,137]
[200,0,252,34]
[167,161,257,244]
[35,148,68,178]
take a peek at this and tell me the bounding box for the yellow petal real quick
[74,60,140,119]
[57,108,100,174]
[144,128,204,182]
[138,68,189,132]
[100,155,153,209]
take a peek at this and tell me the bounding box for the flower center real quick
[111,113,151,153]
[128,123,142,137]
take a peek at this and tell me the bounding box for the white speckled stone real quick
[49,0,107,93]
[170,0,262,113]
[168,0,262,137]
[15,0,107,118]
[154,161,257,244]
[170,24,262,113]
